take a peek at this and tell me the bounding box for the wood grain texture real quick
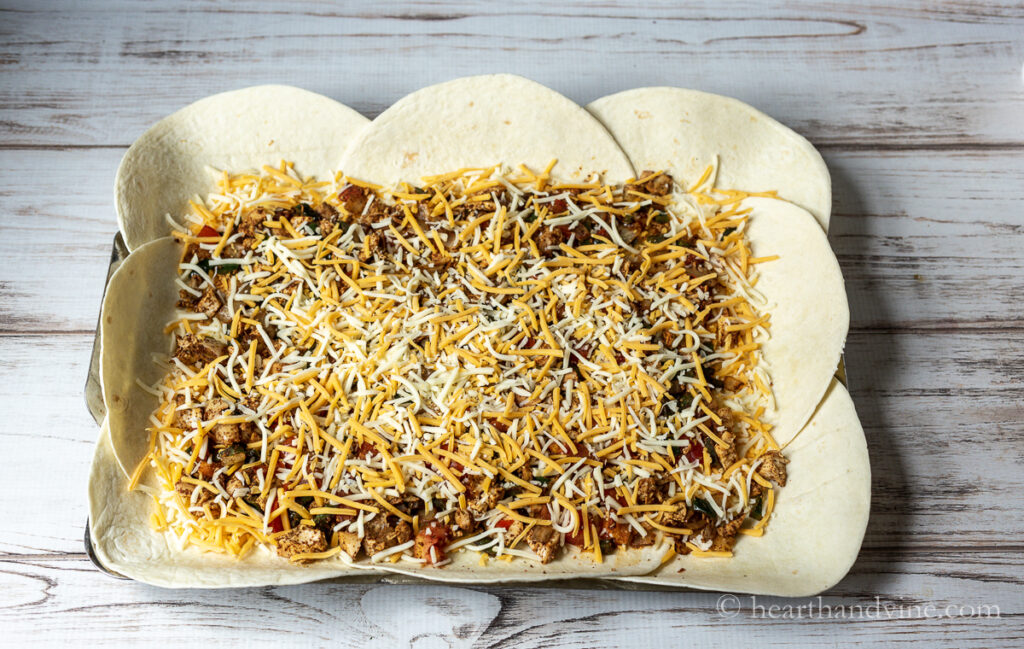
[0,0,1022,647]
[0,1,1022,148]
[0,554,1017,648]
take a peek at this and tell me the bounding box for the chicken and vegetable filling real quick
[133,162,788,567]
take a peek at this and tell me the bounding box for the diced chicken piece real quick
[223,472,249,499]
[336,530,362,559]
[196,460,220,480]
[172,394,201,430]
[175,480,213,506]
[427,249,452,272]
[757,450,789,486]
[535,226,565,254]
[195,287,222,319]
[215,301,234,324]
[176,274,203,310]
[704,517,744,553]
[241,391,262,412]
[714,406,736,431]
[315,202,338,220]
[315,202,346,236]
[714,430,738,469]
[358,231,386,262]
[226,466,269,507]
[526,526,560,564]
[453,508,476,533]
[505,519,524,541]
[629,522,658,548]
[722,376,743,392]
[275,525,328,559]
[660,504,689,528]
[643,170,673,196]
[636,477,662,505]
[174,334,227,367]
[463,474,504,516]
[361,515,413,557]
[203,398,243,445]
[628,170,673,197]
[203,397,230,420]
[236,208,266,239]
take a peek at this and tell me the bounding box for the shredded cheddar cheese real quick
[137,161,787,567]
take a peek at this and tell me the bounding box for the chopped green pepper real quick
[196,258,240,276]
[705,442,719,465]
[692,497,716,518]
[749,495,764,520]
[217,443,246,464]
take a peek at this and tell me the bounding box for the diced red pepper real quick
[268,514,284,534]
[494,518,515,530]
[417,521,452,565]
[198,225,219,238]
[599,516,631,544]
[568,343,593,372]
[565,527,585,547]
[684,439,704,464]
[356,441,378,459]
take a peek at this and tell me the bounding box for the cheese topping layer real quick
[133,161,789,566]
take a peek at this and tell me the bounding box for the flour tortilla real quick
[581,89,848,444]
[100,237,181,478]
[339,74,635,186]
[741,196,849,446]
[88,418,381,588]
[587,88,832,229]
[96,239,666,583]
[95,79,857,590]
[616,379,870,596]
[115,85,369,251]
[374,542,665,583]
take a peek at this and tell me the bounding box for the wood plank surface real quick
[0,0,1022,647]
[0,553,1018,648]
[0,1,1022,148]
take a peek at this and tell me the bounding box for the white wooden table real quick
[1,1,1022,646]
